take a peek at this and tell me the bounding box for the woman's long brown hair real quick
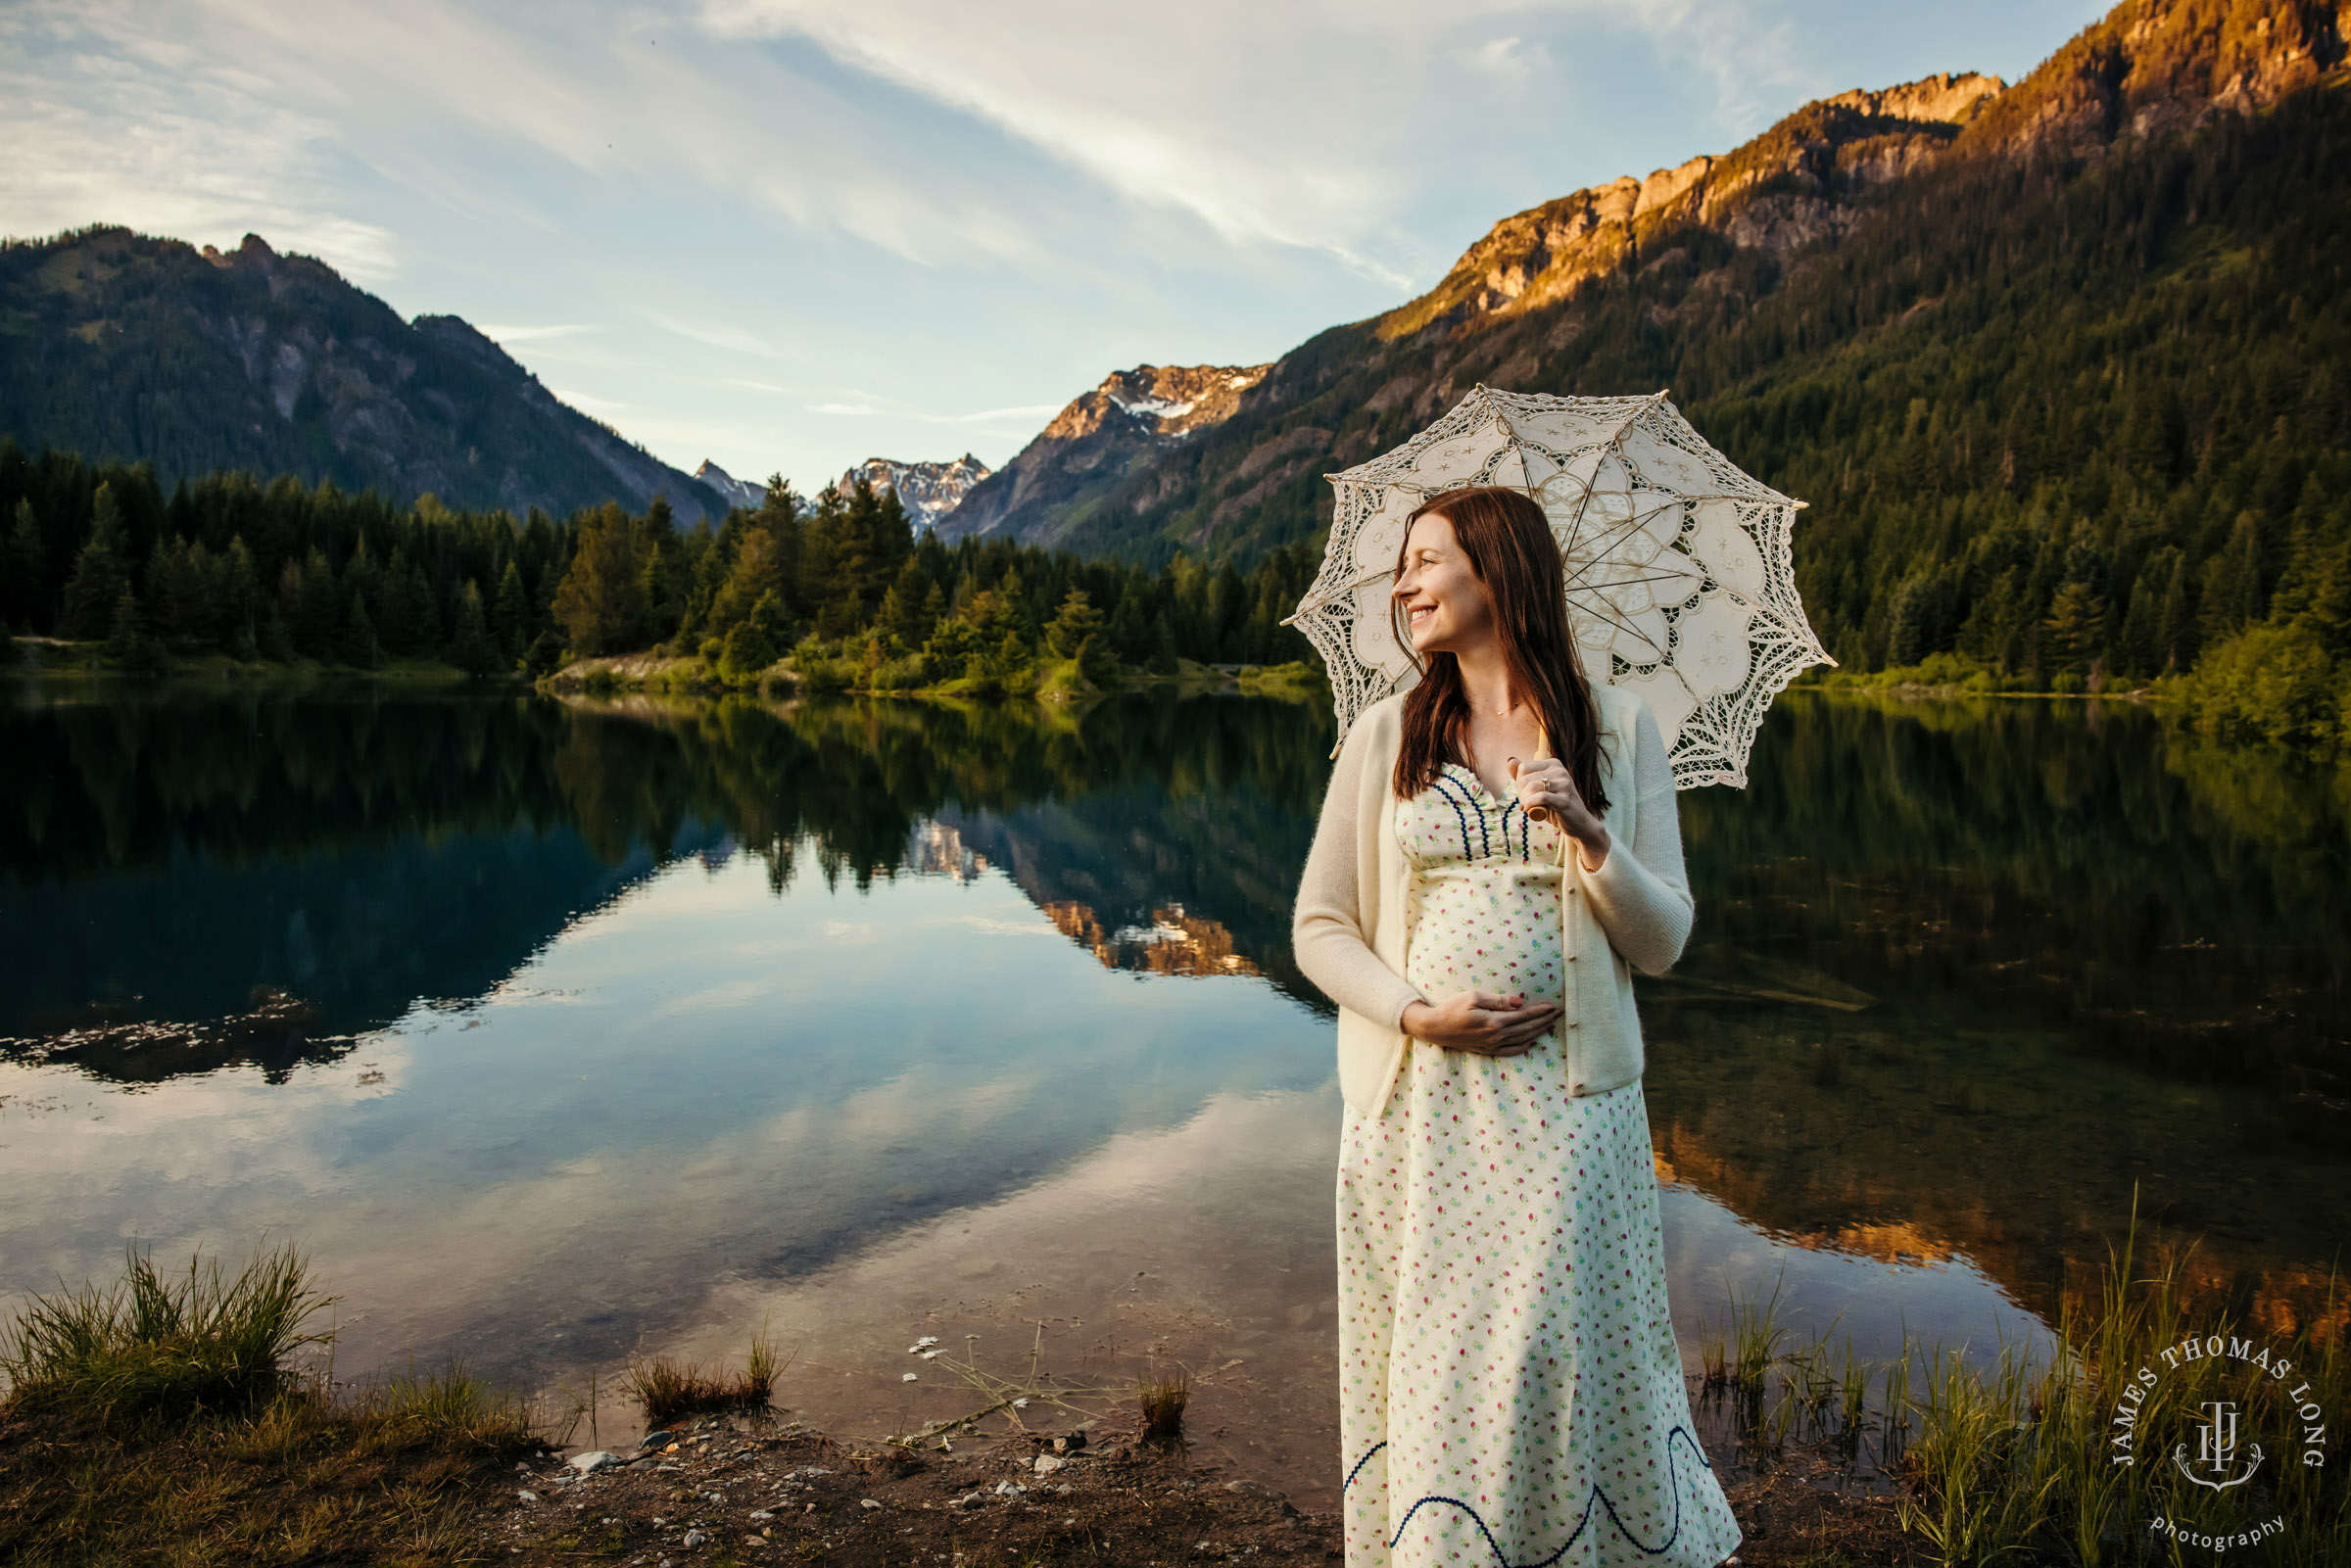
[1390,486,1610,815]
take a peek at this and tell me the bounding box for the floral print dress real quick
[1336,763,1740,1567]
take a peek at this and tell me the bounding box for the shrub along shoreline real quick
[542,648,1328,706]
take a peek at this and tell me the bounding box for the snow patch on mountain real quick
[696,459,767,510]
[840,454,994,533]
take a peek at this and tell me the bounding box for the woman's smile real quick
[1393,511,1489,653]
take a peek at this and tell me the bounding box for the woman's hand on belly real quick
[1400,989,1561,1057]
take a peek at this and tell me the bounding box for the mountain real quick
[840,453,992,533]
[696,458,767,510]
[975,0,2351,692]
[1377,72,2005,339]
[0,226,729,523]
[935,363,1269,547]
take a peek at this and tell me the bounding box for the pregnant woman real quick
[1293,486,1740,1567]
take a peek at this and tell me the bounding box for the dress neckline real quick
[1439,761,1506,807]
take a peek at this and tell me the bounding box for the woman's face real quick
[1394,509,1494,655]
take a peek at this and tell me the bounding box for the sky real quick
[1,0,2113,492]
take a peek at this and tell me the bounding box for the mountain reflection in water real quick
[1,683,2345,1476]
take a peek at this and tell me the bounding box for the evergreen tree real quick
[343,536,381,648]
[640,540,677,647]
[223,538,261,659]
[380,551,436,658]
[258,609,294,663]
[881,556,935,649]
[550,503,647,655]
[341,590,382,669]
[2119,567,2164,679]
[59,482,130,639]
[2041,580,2106,678]
[493,560,532,663]
[4,499,43,631]
[147,536,218,652]
[1045,587,1106,661]
[718,617,778,686]
[1208,562,1247,653]
[523,628,566,678]
[634,496,688,645]
[1150,613,1179,675]
[705,524,793,643]
[2156,550,2197,673]
[2201,511,2268,643]
[1107,584,1152,665]
[2305,533,2351,661]
[103,587,164,672]
[281,549,340,659]
[446,579,499,675]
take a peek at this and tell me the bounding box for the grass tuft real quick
[1695,1195,2349,1566]
[1,1244,334,1425]
[371,1358,534,1451]
[0,1248,533,1567]
[1137,1367,1189,1443]
[627,1322,788,1428]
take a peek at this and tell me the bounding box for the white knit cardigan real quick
[1291,683,1695,1117]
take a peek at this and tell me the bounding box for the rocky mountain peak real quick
[1387,0,2343,343]
[1965,0,2346,153]
[1823,71,2007,124]
[1040,363,1271,443]
[1384,69,2010,337]
[936,363,1268,547]
[0,225,728,522]
[840,454,993,533]
[696,459,767,510]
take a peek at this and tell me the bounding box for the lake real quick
[2,682,2344,1503]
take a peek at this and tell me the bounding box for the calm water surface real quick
[2,685,2344,1500]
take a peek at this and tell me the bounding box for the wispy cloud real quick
[549,384,637,418]
[3,0,1053,275]
[477,322,601,344]
[1,0,2105,489]
[0,1,401,279]
[918,404,1066,426]
[694,0,1831,282]
[803,397,1068,426]
[646,311,776,357]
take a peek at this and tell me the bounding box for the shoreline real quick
[0,637,1328,706]
[0,1390,1902,1567]
[541,649,1328,705]
[495,1408,1903,1567]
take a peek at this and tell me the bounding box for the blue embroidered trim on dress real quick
[1342,1426,1715,1565]
[1498,800,1528,862]
[1429,773,1486,861]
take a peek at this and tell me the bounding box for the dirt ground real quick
[478,1415,1913,1567]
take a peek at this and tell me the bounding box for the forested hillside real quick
[0,444,1319,687]
[1027,0,2350,727]
[0,228,728,523]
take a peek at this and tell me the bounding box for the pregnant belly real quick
[1404,881,1564,1006]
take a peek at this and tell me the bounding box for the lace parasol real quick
[1285,385,1832,788]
